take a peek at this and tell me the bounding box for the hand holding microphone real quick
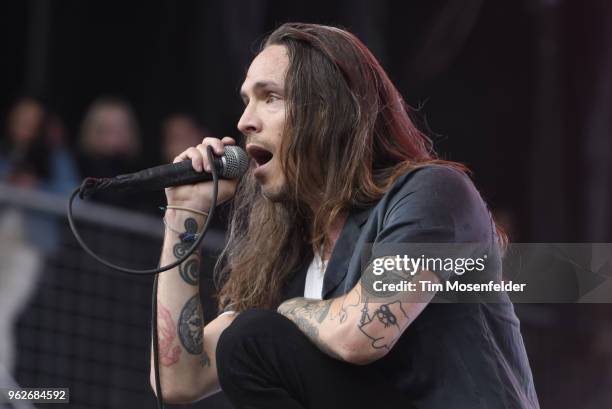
[166,137,246,212]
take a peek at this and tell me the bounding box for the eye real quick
[265,94,280,104]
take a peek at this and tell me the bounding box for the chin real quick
[260,181,290,203]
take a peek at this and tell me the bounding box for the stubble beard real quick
[261,182,291,203]
[258,172,293,203]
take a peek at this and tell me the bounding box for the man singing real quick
[151,23,539,409]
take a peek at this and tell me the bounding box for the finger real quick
[173,146,194,163]
[180,146,203,172]
[195,144,214,172]
[201,137,226,156]
[221,136,236,145]
[173,151,190,164]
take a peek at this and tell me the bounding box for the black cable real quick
[67,146,219,409]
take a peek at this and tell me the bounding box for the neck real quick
[321,211,347,260]
[307,199,348,259]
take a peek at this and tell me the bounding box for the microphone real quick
[78,145,249,199]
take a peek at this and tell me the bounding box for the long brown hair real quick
[216,23,493,312]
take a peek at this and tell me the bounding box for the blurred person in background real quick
[161,113,207,164]
[0,96,80,249]
[77,96,151,211]
[0,96,79,376]
[1,97,48,186]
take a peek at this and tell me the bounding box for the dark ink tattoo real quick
[200,351,211,367]
[178,295,204,354]
[172,217,199,258]
[179,257,200,285]
[184,218,198,235]
[358,300,409,350]
[374,304,397,327]
[172,217,201,285]
[173,241,188,259]
[278,298,342,359]
[279,298,332,323]
[293,316,319,340]
[337,295,360,323]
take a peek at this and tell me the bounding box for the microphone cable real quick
[67,146,219,409]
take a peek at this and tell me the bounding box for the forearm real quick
[278,273,434,365]
[278,290,380,363]
[276,297,342,360]
[150,209,213,402]
[278,291,405,364]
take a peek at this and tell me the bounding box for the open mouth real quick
[246,144,274,167]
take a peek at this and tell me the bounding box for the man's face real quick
[238,44,288,200]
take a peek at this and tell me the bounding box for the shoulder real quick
[376,164,493,242]
[384,164,482,215]
[387,164,476,204]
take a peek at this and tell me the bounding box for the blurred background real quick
[0,0,611,408]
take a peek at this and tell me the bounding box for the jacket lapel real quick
[322,206,373,298]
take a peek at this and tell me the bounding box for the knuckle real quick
[202,137,219,145]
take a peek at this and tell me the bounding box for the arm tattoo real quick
[179,257,200,285]
[156,300,181,367]
[279,298,332,323]
[178,295,212,367]
[172,217,201,285]
[358,299,409,350]
[173,242,188,259]
[177,294,208,367]
[336,292,361,324]
[278,298,341,359]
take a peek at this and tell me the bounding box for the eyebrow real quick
[239,80,282,100]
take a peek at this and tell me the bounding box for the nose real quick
[237,103,262,136]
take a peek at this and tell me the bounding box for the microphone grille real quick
[221,146,250,179]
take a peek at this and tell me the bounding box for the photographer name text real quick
[372,280,526,293]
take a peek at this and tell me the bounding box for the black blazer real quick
[283,164,540,409]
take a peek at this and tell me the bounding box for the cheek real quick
[270,114,286,147]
